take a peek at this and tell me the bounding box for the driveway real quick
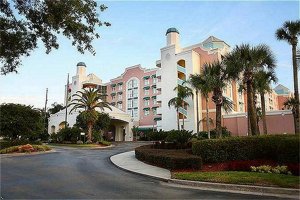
[1,142,279,199]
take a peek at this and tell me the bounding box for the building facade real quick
[48,62,134,141]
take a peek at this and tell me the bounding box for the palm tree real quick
[168,97,182,130]
[202,61,235,138]
[176,85,193,130]
[284,97,300,132]
[69,88,111,143]
[188,74,211,137]
[254,70,278,134]
[276,20,300,134]
[225,44,276,135]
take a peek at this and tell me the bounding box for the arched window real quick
[177,60,186,68]
[51,125,56,133]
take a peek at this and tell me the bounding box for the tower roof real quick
[166,28,179,35]
[77,62,86,67]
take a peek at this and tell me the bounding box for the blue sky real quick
[1,1,299,108]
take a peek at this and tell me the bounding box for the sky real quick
[1,1,299,108]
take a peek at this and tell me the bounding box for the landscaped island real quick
[135,131,300,188]
[0,144,51,154]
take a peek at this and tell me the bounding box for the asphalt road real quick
[1,142,280,199]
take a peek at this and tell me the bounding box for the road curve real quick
[1,142,279,199]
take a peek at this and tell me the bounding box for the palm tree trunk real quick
[196,91,199,134]
[182,102,185,130]
[206,97,211,139]
[260,92,267,134]
[87,122,93,143]
[292,44,300,134]
[177,108,180,130]
[253,92,260,135]
[247,81,258,135]
[216,103,222,138]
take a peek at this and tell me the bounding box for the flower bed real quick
[135,145,202,170]
[0,144,51,154]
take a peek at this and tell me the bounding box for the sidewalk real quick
[110,151,300,199]
[110,151,171,180]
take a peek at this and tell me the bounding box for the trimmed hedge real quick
[135,145,202,170]
[192,135,300,164]
[0,140,42,150]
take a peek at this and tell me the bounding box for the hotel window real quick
[112,86,115,91]
[118,84,122,90]
[144,99,150,106]
[144,109,149,116]
[144,79,149,86]
[118,94,122,100]
[145,89,149,95]
[133,88,138,98]
[112,95,116,100]
[153,108,157,115]
[153,98,157,105]
[118,103,122,109]
[133,108,138,117]
[133,99,138,107]
[127,100,133,108]
[153,87,157,94]
[153,77,157,84]
[128,90,133,98]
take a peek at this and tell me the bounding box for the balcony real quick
[177,65,186,74]
[177,78,185,85]
[178,107,187,116]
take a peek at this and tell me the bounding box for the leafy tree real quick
[168,97,182,130]
[225,44,276,136]
[0,103,43,140]
[276,20,300,134]
[69,88,111,143]
[188,74,211,137]
[201,61,235,138]
[284,97,300,132]
[48,102,64,114]
[254,70,278,134]
[175,84,193,130]
[0,0,110,75]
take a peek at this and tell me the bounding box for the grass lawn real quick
[48,143,104,148]
[173,171,300,188]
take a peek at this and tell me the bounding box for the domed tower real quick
[166,27,180,46]
[76,62,86,76]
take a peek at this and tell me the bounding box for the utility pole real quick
[65,73,69,128]
[44,88,48,133]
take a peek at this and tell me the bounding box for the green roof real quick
[166,28,179,35]
[77,62,86,67]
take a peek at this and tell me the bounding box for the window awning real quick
[143,97,150,100]
[143,76,150,80]
[151,74,156,78]
[143,107,150,110]
[111,93,116,96]
[143,86,150,90]
[117,82,123,85]
[151,85,156,88]
[152,106,158,109]
[117,101,122,104]
[154,116,162,121]
[152,96,157,99]
[117,91,123,94]
[111,83,116,87]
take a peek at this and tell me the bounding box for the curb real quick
[0,149,57,158]
[110,150,300,199]
[168,179,300,199]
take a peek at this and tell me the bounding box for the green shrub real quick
[197,127,231,139]
[135,145,202,170]
[54,127,81,143]
[166,130,193,148]
[192,135,299,164]
[147,130,168,141]
[0,145,51,154]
